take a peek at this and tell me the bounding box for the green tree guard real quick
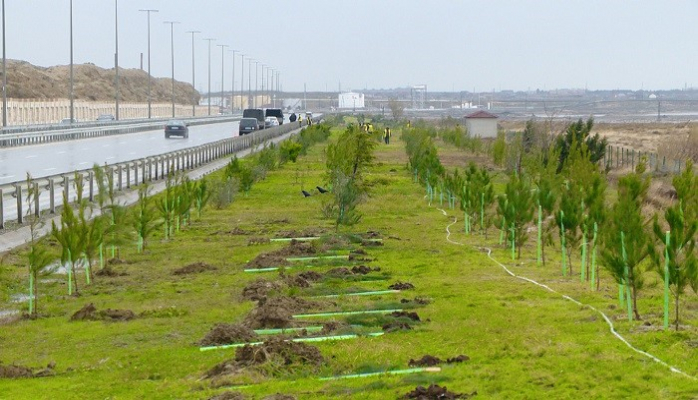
[664,231,670,330]
[621,232,633,321]
[591,223,598,290]
[28,270,34,314]
[537,204,542,267]
[581,226,587,282]
[560,210,567,276]
[510,224,516,260]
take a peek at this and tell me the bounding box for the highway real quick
[0,120,241,183]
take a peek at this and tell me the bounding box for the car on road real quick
[264,116,280,129]
[265,108,284,125]
[239,117,259,135]
[97,114,116,121]
[243,108,265,130]
[164,120,189,138]
[60,118,78,125]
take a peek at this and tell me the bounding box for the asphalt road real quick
[0,120,241,183]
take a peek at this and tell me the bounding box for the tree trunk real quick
[32,271,38,316]
[631,284,641,320]
[675,293,680,331]
[567,247,573,275]
[71,261,80,295]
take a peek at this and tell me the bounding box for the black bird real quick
[317,186,329,194]
[302,190,311,197]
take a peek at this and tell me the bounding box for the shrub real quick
[279,140,303,163]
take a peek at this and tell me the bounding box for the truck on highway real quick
[242,108,265,130]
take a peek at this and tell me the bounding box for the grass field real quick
[0,124,697,399]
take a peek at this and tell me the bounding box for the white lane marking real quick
[0,175,16,181]
[56,151,67,154]
[25,155,37,159]
[43,168,57,171]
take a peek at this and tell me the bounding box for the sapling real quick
[496,172,534,259]
[24,173,55,316]
[51,193,86,295]
[132,184,161,252]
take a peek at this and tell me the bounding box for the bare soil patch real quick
[242,296,320,329]
[389,282,415,290]
[408,355,470,367]
[382,321,412,332]
[282,275,311,288]
[173,262,216,275]
[262,394,297,400]
[401,297,432,305]
[241,280,284,301]
[403,384,476,399]
[208,392,247,400]
[200,324,259,346]
[70,303,135,322]
[95,265,128,277]
[390,311,421,322]
[297,271,323,282]
[245,241,318,269]
[0,363,34,378]
[320,321,351,335]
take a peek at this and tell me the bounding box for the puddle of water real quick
[10,293,32,303]
[0,309,19,318]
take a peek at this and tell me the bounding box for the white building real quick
[465,110,498,138]
[338,92,365,109]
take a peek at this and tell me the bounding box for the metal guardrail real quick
[0,120,305,229]
[0,115,240,147]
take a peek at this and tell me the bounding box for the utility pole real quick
[139,9,158,119]
[2,0,7,127]
[114,0,120,120]
[247,58,252,109]
[69,0,74,122]
[203,38,215,116]
[240,54,245,109]
[217,44,228,112]
[254,60,259,108]
[163,21,179,118]
[229,49,237,112]
[186,30,200,116]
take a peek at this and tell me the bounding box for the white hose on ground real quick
[440,212,696,381]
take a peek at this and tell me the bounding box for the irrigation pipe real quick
[440,211,697,381]
[286,255,350,262]
[270,237,321,242]
[243,264,352,273]
[253,326,324,335]
[199,332,384,351]
[293,309,402,318]
[319,367,441,381]
[313,290,401,298]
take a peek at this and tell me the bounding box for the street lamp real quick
[254,60,259,108]
[2,0,7,127]
[216,44,228,112]
[240,54,245,109]
[69,0,74,122]
[260,64,266,106]
[163,21,180,118]
[247,58,252,108]
[139,9,158,119]
[229,49,237,112]
[114,0,120,120]
[186,30,200,116]
[203,37,215,116]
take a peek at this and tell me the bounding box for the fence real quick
[0,98,211,126]
[603,144,692,174]
[0,121,305,229]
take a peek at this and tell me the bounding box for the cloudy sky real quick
[5,1,698,93]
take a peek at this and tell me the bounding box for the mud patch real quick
[262,394,297,400]
[320,321,351,335]
[246,255,289,269]
[208,392,247,400]
[409,355,442,367]
[283,275,311,288]
[390,311,420,321]
[401,297,431,305]
[351,265,380,275]
[200,324,259,346]
[389,282,415,290]
[242,280,284,301]
[382,321,412,332]
[324,267,353,277]
[0,361,55,378]
[297,271,323,282]
[106,258,133,266]
[447,355,470,363]
[70,303,135,322]
[403,384,476,399]
[95,265,128,277]
[242,296,319,329]
[173,262,216,275]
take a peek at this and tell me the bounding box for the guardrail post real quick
[148,159,153,182]
[126,163,131,189]
[88,170,94,202]
[49,179,55,213]
[16,184,23,224]
[153,157,159,180]
[118,165,123,191]
[34,182,40,217]
[0,189,4,229]
[63,176,69,204]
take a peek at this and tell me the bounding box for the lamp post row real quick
[0,4,282,127]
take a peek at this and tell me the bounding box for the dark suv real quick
[242,108,265,130]
[239,118,259,135]
[265,108,284,125]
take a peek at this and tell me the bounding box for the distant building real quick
[338,92,365,109]
[465,110,498,138]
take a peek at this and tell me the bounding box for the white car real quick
[264,116,280,129]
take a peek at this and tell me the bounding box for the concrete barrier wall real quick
[0,98,211,126]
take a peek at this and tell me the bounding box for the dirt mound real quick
[235,338,324,368]
[246,254,289,269]
[95,265,128,277]
[401,297,431,305]
[320,321,351,334]
[230,227,251,235]
[390,311,420,321]
[275,241,317,257]
[242,280,283,301]
[248,237,271,245]
[361,240,384,247]
[275,228,325,239]
[325,267,353,277]
[297,271,323,281]
[403,384,475,399]
[363,231,382,239]
[0,361,55,378]
[382,321,412,332]
[200,324,259,347]
[208,392,247,400]
[70,303,135,322]
[243,296,318,329]
[447,355,470,363]
[389,282,415,290]
[106,258,133,266]
[409,355,442,367]
[350,248,367,255]
[173,262,216,275]
[351,265,379,275]
[283,275,311,288]
[262,394,297,400]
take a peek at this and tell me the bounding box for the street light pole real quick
[216,44,228,112]
[203,38,215,116]
[229,49,237,112]
[114,0,120,120]
[69,0,74,122]
[247,58,252,109]
[260,64,265,106]
[240,54,245,109]
[164,21,179,118]
[2,0,7,127]
[186,30,200,116]
[254,60,259,108]
[139,9,158,119]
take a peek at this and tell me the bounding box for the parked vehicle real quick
[265,108,284,125]
[97,114,116,121]
[242,108,265,129]
[264,116,280,129]
[164,120,189,138]
[239,118,259,135]
[60,118,78,125]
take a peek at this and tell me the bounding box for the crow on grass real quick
[302,190,311,197]
[317,186,329,194]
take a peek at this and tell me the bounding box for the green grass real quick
[0,127,697,399]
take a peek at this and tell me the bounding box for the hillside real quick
[3,60,200,105]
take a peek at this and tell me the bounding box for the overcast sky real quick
[5,1,698,93]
